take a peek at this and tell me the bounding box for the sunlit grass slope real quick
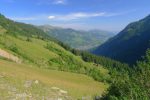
[0,34,109,76]
[0,26,109,99]
[0,59,108,99]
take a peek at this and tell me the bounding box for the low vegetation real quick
[0,59,108,99]
[101,49,150,99]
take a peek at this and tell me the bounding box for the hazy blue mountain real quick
[93,15,150,64]
[39,25,114,50]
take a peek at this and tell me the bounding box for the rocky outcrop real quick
[0,48,21,63]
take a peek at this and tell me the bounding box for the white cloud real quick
[53,0,66,5]
[37,0,67,5]
[48,16,56,19]
[9,12,105,21]
[48,12,106,21]
[9,10,136,24]
[47,10,137,21]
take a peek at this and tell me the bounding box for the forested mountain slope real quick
[93,15,150,64]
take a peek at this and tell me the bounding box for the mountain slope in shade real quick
[93,15,150,64]
[39,25,114,50]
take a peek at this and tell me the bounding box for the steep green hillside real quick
[39,25,114,50]
[0,14,109,99]
[93,15,150,64]
[0,34,109,79]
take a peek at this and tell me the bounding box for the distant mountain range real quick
[93,15,150,64]
[38,25,115,50]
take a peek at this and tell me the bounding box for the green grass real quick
[0,35,88,67]
[0,26,6,35]
[0,35,109,78]
[0,59,108,99]
[0,30,109,99]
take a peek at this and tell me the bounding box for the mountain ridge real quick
[39,25,114,50]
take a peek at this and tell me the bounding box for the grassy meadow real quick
[0,59,108,99]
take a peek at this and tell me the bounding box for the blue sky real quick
[0,0,150,32]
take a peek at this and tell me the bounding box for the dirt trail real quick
[0,48,21,63]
